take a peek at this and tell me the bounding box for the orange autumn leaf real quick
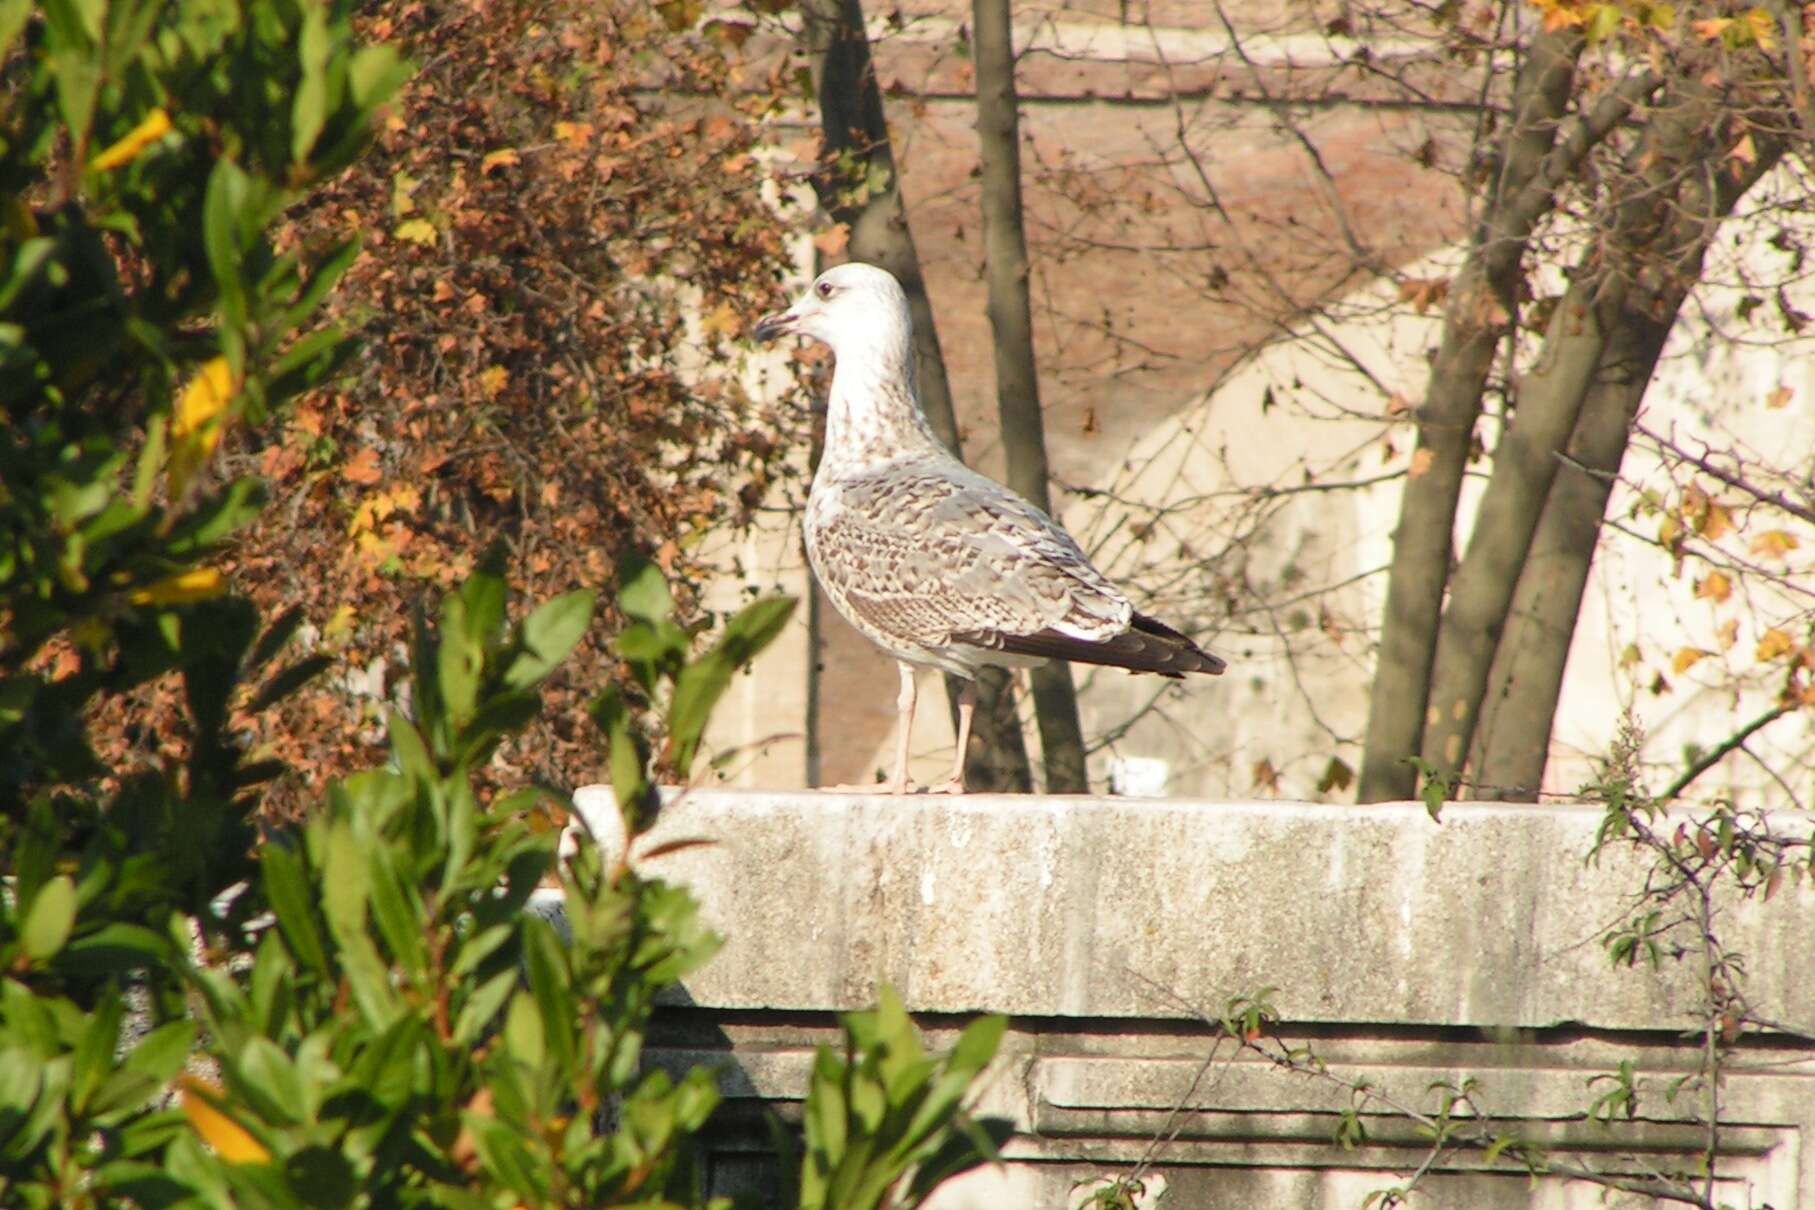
[1408,447,1435,478]
[1750,529,1801,558]
[1756,629,1795,661]
[181,1078,269,1164]
[1397,276,1450,314]
[1696,570,1733,602]
[343,447,384,485]
[1696,502,1732,541]
[812,223,851,256]
[1671,647,1711,675]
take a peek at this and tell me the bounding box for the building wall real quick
[702,7,1815,803]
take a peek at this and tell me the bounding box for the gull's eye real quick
[815,281,834,299]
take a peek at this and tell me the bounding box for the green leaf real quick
[42,0,101,151]
[387,709,434,781]
[21,874,78,960]
[0,0,31,63]
[616,555,672,624]
[503,589,595,691]
[57,922,171,976]
[453,968,518,1046]
[437,595,483,727]
[202,157,251,333]
[347,43,410,109]
[263,844,330,977]
[235,1036,308,1128]
[667,595,796,777]
[291,1,332,163]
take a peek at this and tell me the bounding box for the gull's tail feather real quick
[954,613,1225,678]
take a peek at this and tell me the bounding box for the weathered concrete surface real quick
[569,790,1815,1208]
[573,789,1815,1030]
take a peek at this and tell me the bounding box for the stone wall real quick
[569,788,1815,1209]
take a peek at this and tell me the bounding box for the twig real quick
[1658,704,1793,802]
[1636,422,1815,526]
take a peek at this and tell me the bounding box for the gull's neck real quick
[818,330,946,478]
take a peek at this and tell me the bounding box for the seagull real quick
[754,262,1225,794]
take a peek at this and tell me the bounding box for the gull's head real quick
[752,262,913,363]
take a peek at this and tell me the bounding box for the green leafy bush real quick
[1,4,1007,1206]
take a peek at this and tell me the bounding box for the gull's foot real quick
[921,777,967,795]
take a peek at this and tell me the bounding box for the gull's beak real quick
[752,309,797,342]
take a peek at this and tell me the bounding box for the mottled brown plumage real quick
[755,263,1225,793]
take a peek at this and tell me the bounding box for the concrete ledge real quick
[568,790,1815,1208]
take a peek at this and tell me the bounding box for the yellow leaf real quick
[1742,6,1777,47]
[553,121,594,148]
[1696,570,1732,602]
[1750,529,1800,558]
[1716,618,1739,651]
[181,1078,269,1164]
[90,108,172,172]
[699,302,740,337]
[1756,628,1795,661]
[395,217,438,245]
[1658,513,1682,547]
[169,358,235,496]
[1696,502,1732,541]
[1672,647,1711,675]
[480,148,520,174]
[323,603,357,642]
[174,357,234,443]
[479,365,509,398]
[129,567,225,607]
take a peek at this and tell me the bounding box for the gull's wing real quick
[812,459,1223,677]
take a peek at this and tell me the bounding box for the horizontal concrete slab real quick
[567,789,1815,1033]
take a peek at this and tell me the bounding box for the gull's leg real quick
[887,661,917,795]
[926,678,976,795]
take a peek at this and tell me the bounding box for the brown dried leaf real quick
[342,447,383,486]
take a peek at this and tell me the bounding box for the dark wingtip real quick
[955,614,1227,678]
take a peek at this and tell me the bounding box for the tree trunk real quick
[1469,92,1787,799]
[1468,358,1654,800]
[1417,273,1616,783]
[798,0,1031,790]
[970,0,1089,793]
[1357,30,1588,801]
